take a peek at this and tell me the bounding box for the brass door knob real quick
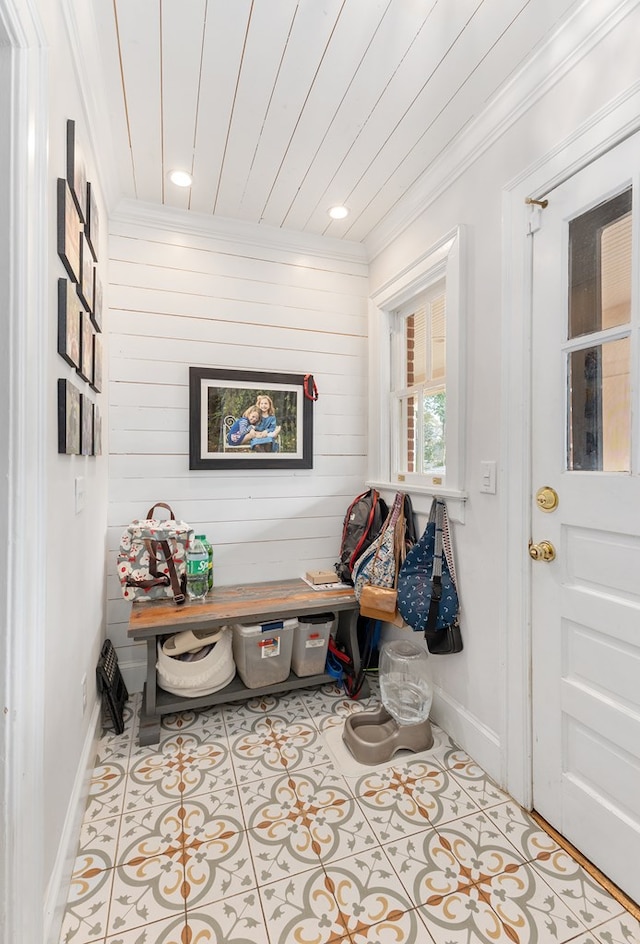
[529,540,556,562]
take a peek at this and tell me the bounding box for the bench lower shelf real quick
[139,670,369,746]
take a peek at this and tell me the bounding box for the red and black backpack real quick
[335,488,388,584]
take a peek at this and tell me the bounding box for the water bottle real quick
[186,535,209,601]
[379,640,432,725]
[199,534,214,590]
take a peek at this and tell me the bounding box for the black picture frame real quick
[77,231,94,313]
[58,379,81,455]
[189,367,314,470]
[80,394,94,456]
[91,272,103,333]
[90,333,102,393]
[57,278,81,369]
[93,404,102,456]
[57,177,81,284]
[66,119,87,223]
[85,180,99,262]
[78,311,93,383]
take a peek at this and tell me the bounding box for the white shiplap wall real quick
[106,210,369,690]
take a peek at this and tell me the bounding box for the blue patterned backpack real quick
[397,499,463,653]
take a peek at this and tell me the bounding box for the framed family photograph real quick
[93,404,102,456]
[80,394,94,456]
[78,231,94,313]
[189,367,314,470]
[57,278,80,369]
[58,379,81,455]
[85,181,99,262]
[78,311,93,383]
[90,332,103,393]
[66,119,87,222]
[91,273,103,333]
[57,177,81,284]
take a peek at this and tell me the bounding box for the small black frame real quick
[189,366,314,470]
[57,278,81,369]
[57,177,81,284]
[57,378,81,455]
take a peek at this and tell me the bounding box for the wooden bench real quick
[128,577,364,745]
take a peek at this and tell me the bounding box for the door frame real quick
[0,2,48,942]
[502,84,640,809]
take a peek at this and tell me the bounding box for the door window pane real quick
[567,338,630,471]
[568,189,632,339]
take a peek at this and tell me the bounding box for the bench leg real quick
[336,609,370,699]
[138,637,161,746]
[139,682,162,746]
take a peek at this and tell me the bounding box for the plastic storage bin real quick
[291,612,335,678]
[232,618,296,689]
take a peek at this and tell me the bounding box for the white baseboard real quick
[430,686,502,787]
[44,701,102,944]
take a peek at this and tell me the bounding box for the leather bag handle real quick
[146,502,176,520]
[159,539,185,605]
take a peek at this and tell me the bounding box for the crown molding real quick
[111,197,369,265]
[0,0,44,43]
[365,0,640,261]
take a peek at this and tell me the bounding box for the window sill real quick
[367,480,467,523]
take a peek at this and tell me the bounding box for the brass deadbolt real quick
[529,540,556,562]
[536,486,559,512]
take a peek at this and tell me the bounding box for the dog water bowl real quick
[342,706,433,765]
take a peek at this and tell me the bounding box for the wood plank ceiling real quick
[93,0,582,244]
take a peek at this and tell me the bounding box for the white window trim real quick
[368,226,467,520]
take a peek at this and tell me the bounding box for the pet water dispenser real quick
[342,639,433,764]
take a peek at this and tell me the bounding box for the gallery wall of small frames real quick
[57,119,103,456]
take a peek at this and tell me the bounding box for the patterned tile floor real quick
[59,680,640,944]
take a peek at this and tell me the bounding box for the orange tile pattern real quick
[58,683,640,944]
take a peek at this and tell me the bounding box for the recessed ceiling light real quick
[328,205,349,220]
[169,170,193,188]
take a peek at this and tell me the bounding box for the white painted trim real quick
[370,229,458,305]
[112,197,369,265]
[430,686,501,779]
[366,0,640,261]
[0,2,49,943]
[368,227,466,500]
[367,483,467,525]
[501,80,640,810]
[44,703,101,944]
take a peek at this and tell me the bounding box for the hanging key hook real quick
[525,196,549,209]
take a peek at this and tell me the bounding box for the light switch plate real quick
[480,460,496,494]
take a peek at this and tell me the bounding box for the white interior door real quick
[531,133,640,904]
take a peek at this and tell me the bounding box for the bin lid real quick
[298,613,335,624]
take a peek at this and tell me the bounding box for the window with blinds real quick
[392,283,447,482]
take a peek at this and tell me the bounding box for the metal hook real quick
[525,196,549,209]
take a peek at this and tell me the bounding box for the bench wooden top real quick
[128,577,357,639]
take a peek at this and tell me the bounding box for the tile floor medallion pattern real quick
[59,682,639,944]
